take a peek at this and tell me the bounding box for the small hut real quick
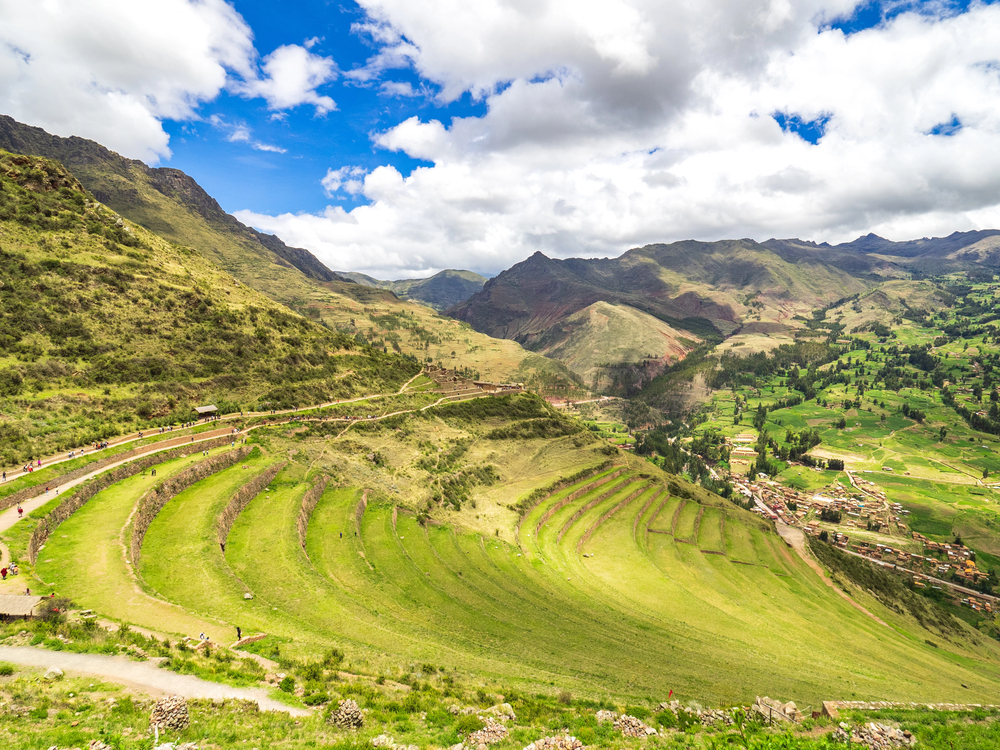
[194,405,218,417]
[0,594,44,621]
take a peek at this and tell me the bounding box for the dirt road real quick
[0,646,308,715]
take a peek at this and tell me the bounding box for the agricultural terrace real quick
[658,275,1000,636]
[5,390,1000,707]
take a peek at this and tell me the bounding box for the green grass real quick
[21,395,1000,708]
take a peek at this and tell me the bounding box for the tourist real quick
[1,568,7,580]
[236,626,242,640]
[17,506,23,518]
[24,587,29,595]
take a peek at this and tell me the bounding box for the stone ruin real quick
[467,716,509,746]
[149,695,190,731]
[751,696,802,723]
[834,721,916,749]
[521,737,585,750]
[330,698,364,729]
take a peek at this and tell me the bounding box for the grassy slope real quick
[532,301,701,385]
[0,150,419,462]
[27,393,1000,704]
[0,118,579,397]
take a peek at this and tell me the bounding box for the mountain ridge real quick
[339,268,486,310]
[0,115,353,291]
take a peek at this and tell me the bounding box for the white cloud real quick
[236,44,337,114]
[209,115,287,154]
[238,1,1000,278]
[322,166,368,197]
[0,0,335,162]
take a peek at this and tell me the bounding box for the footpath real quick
[0,646,308,715]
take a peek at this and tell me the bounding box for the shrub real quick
[279,676,295,693]
[655,710,676,728]
[455,714,485,734]
[0,662,14,676]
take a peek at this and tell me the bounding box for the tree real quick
[939,427,948,441]
[623,400,653,432]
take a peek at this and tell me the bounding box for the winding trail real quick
[0,646,308,715]
[774,521,890,629]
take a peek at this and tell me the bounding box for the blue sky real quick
[4,0,1000,277]
[162,0,484,216]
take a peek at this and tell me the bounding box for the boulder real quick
[43,667,64,681]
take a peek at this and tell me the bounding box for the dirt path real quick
[0,646,307,714]
[0,428,236,536]
[774,522,891,629]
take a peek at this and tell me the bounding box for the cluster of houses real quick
[733,472,996,609]
[733,473,904,534]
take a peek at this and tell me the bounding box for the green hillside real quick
[11,391,1000,707]
[532,301,701,388]
[0,116,581,398]
[0,150,418,462]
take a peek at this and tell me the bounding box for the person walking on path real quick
[236,626,242,641]
[17,506,23,518]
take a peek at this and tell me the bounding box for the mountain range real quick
[447,233,1000,386]
[8,112,1000,401]
[339,269,487,310]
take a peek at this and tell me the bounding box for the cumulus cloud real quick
[0,0,335,162]
[322,166,368,197]
[236,43,337,114]
[237,1,1000,278]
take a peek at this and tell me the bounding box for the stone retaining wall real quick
[27,436,238,564]
[822,700,998,719]
[130,447,251,571]
[297,475,330,549]
[216,460,287,545]
[533,468,626,535]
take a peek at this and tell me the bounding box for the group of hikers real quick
[0,562,19,580]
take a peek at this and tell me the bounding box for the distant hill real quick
[340,269,486,310]
[0,115,355,302]
[448,233,1000,383]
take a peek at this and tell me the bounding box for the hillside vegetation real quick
[0,150,418,463]
[6,390,1000,708]
[0,116,579,397]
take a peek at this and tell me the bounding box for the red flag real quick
[668,690,673,698]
